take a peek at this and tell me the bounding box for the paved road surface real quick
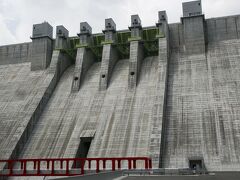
[52,172,240,180]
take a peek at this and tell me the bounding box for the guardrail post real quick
[80,159,84,175]
[96,160,100,173]
[112,159,115,171]
[128,159,132,170]
[34,160,37,169]
[144,159,149,169]
[47,160,49,170]
[8,160,13,176]
[23,160,27,175]
[60,160,63,169]
[37,160,40,175]
[66,160,69,175]
[51,160,54,175]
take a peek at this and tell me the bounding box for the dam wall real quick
[162,14,240,171]
[0,1,240,176]
[0,43,32,65]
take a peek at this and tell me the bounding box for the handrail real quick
[0,157,152,176]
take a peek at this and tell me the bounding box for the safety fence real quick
[0,157,152,176]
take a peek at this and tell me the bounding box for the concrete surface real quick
[0,6,240,180]
[0,43,32,65]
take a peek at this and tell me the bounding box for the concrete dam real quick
[0,0,240,177]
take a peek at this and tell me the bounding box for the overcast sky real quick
[0,0,240,45]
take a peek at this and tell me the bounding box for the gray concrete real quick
[162,14,240,172]
[31,38,53,71]
[0,26,72,180]
[99,44,118,91]
[0,43,32,65]
[1,4,240,179]
[128,41,144,89]
[32,22,53,39]
[46,172,240,180]
[206,15,240,42]
[183,0,202,17]
[71,48,95,92]
[78,22,92,46]
[123,173,240,180]
[104,18,117,43]
[30,22,53,71]
[55,26,69,50]
[182,15,205,54]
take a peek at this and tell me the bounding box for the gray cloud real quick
[0,0,240,45]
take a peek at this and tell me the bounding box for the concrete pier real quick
[99,18,118,91]
[128,15,144,89]
[72,22,95,92]
[30,22,53,71]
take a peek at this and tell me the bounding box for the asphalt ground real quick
[52,172,240,180]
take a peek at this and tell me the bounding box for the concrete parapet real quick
[182,15,206,54]
[206,16,240,43]
[72,48,95,92]
[0,43,32,65]
[99,44,118,91]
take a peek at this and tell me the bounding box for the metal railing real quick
[0,157,152,176]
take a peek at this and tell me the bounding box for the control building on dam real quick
[0,0,240,175]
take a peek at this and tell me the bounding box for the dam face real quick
[0,0,240,176]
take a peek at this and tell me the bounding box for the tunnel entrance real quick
[74,135,93,168]
[189,160,202,170]
[75,137,92,159]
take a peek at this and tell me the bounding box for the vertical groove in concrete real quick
[71,48,95,92]
[99,44,118,91]
[128,41,144,89]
